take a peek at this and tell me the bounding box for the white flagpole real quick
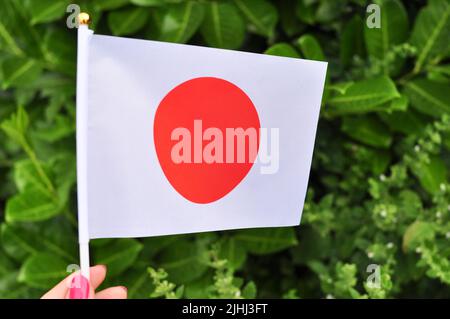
[76,13,93,281]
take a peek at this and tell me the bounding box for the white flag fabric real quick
[82,33,327,239]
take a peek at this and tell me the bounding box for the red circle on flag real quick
[154,77,260,204]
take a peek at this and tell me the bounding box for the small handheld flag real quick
[76,13,327,282]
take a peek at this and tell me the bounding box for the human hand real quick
[41,265,127,299]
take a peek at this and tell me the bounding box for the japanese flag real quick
[77,26,327,240]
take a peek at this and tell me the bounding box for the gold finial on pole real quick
[78,12,91,26]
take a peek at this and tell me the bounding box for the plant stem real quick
[20,136,57,197]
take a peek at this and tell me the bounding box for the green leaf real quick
[116,265,154,298]
[242,281,257,298]
[0,105,29,145]
[279,0,304,37]
[1,222,76,263]
[14,159,49,194]
[389,95,409,112]
[428,69,450,83]
[428,64,450,77]
[9,154,75,221]
[295,0,315,25]
[43,28,76,76]
[291,227,330,265]
[264,43,300,58]
[13,87,37,107]
[131,0,166,6]
[379,109,427,135]
[398,190,423,220]
[0,1,44,58]
[0,245,15,276]
[156,1,205,43]
[326,82,354,95]
[235,228,297,255]
[22,73,74,95]
[411,0,450,73]
[341,116,392,148]
[340,15,365,66]
[184,273,213,298]
[368,150,391,175]
[25,0,71,25]
[1,224,36,262]
[201,2,245,50]
[404,79,450,117]
[411,156,447,195]
[233,0,278,38]
[158,240,208,284]
[315,0,344,23]
[51,153,77,204]
[93,0,130,11]
[93,239,143,277]
[218,237,247,270]
[0,271,41,298]
[1,57,42,89]
[18,253,68,289]
[5,186,60,222]
[139,235,180,259]
[364,0,408,75]
[131,0,184,6]
[0,10,25,56]
[403,221,435,252]
[108,7,149,36]
[34,115,75,143]
[90,238,115,248]
[326,76,400,115]
[297,34,325,61]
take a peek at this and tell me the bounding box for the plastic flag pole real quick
[76,13,93,281]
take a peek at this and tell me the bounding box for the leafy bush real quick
[0,0,449,298]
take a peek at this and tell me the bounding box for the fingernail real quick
[69,275,89,299]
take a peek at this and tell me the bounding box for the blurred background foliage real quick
[0,0,450,298]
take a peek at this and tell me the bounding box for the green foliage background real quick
[0,0,450,298]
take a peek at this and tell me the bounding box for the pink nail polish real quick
[69,275,89,299]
